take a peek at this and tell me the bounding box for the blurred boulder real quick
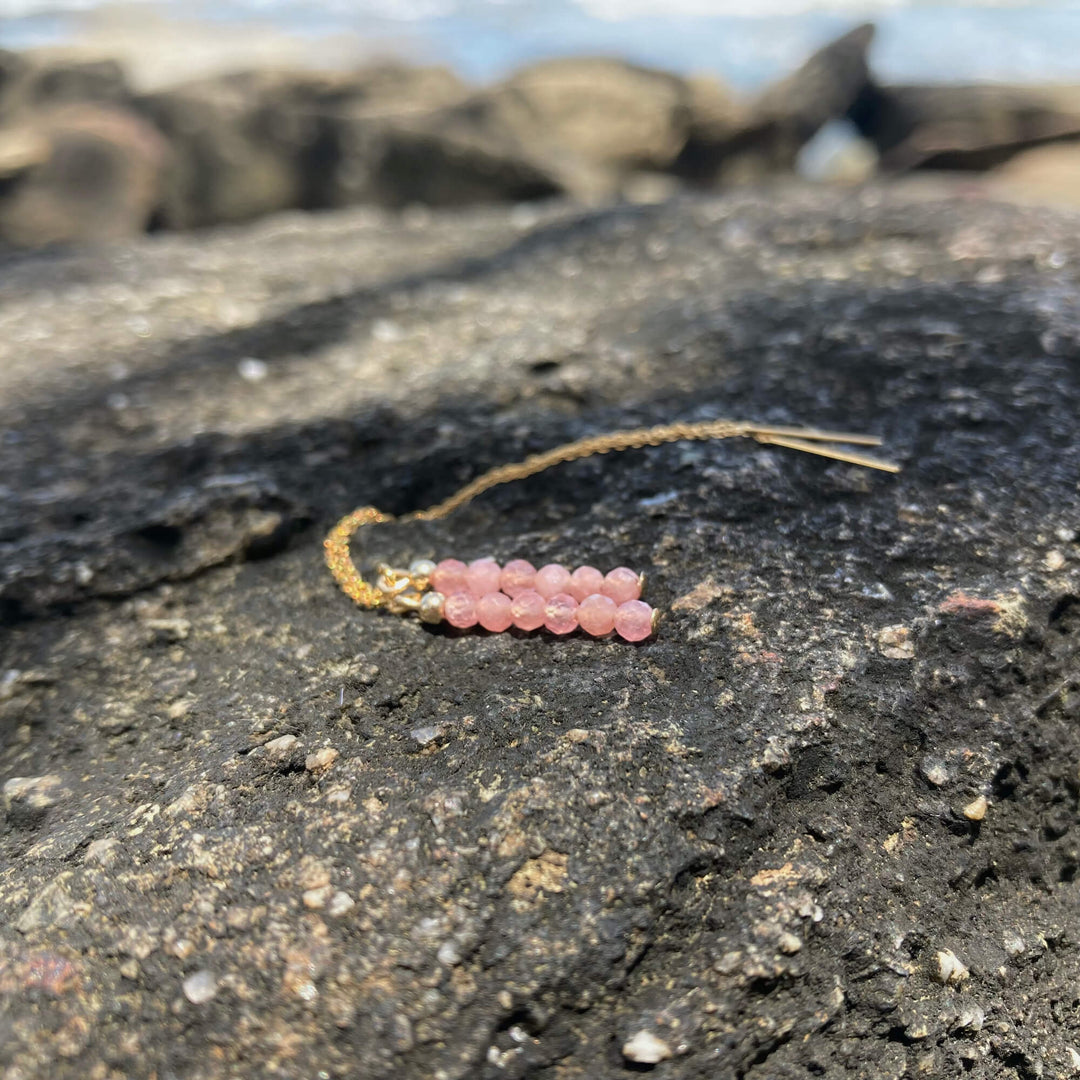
[137,62,503,226]
[675,23,875,183]
[0,48,130,121]
[0,104,165,246]
[463,58,742,200]
[490,57,698,170]
[848,82,1080,170]
[136,76,308,229]
[315,106,564,209]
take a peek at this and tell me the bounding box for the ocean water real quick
[1,0,1079,90]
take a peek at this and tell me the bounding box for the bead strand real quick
[429,558,656,641]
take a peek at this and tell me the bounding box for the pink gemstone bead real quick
[465,557,502,596]
[500,559,536,599]
[534,563,572,599]
[431,559,468,595]
[603,566,642,605]
[444,592,478,629]
[615,599,654,642]
[544,593,579,635]
[569,565,605,602]
[577,593,617,636]
[476,592,513,632]
[511,590,546,631]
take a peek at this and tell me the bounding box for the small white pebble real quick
[237,357,267,382]
[922,760,950,787]
[953,1004,985,1032]
[170,938,196,960]
[182,970,218,1004]
[622,1031,673,1064]
[1003,931,1026,957]
[777,932,802,954]
[264,734,298,757]
[437,940,461,966]
[1045,549,1066,572]
[372,319,403,343]
[936,948,969,985]
[877,625,915,659]
[963,795,989,821]
[305,747,339,772]
[327,891,355,918]
[3,774,66,811]
[1067,1046,1080,1069]
[302,884,334,910]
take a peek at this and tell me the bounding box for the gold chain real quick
[323,420,900,609]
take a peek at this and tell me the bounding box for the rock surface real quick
[2,183,1080,1079]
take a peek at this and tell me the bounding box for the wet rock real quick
[623,1030,673,1064]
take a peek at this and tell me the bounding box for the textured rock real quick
[1,183,1079,1079]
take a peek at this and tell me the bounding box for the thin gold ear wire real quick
[323,420,900,610]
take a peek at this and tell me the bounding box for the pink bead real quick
[602,566,642,604]
[444,592,478,629]
[577,593,617,636]
[500,559,536,598]
[534,564,571,599]
[511,590,546,631]
[476,592,513,632]
[615,599,654,642]
[431,559,468,595]
[569,565,605,602]
[465,557,502,596]
[544,593,579,635]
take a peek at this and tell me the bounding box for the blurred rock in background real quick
[0,19,1079,247]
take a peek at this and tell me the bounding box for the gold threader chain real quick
[324,420,900,610]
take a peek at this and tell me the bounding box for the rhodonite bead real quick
[614,599,653,642]
[544,593,579,635]
[500,559,536,598]
[465,557,502,596]
[577,593,617,636]
[511,590,546,631]
[444,591,478,629]
[476,591,513,632]
[569,565,605,602]
[431,559,468,595]
[602,566,642,605]
[534,563,572,599]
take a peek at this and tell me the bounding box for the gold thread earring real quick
[324,420,899,641]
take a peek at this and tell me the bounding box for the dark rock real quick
[0,104,166,245]
[848,81,1080,171]
[1,184,1079,1078]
